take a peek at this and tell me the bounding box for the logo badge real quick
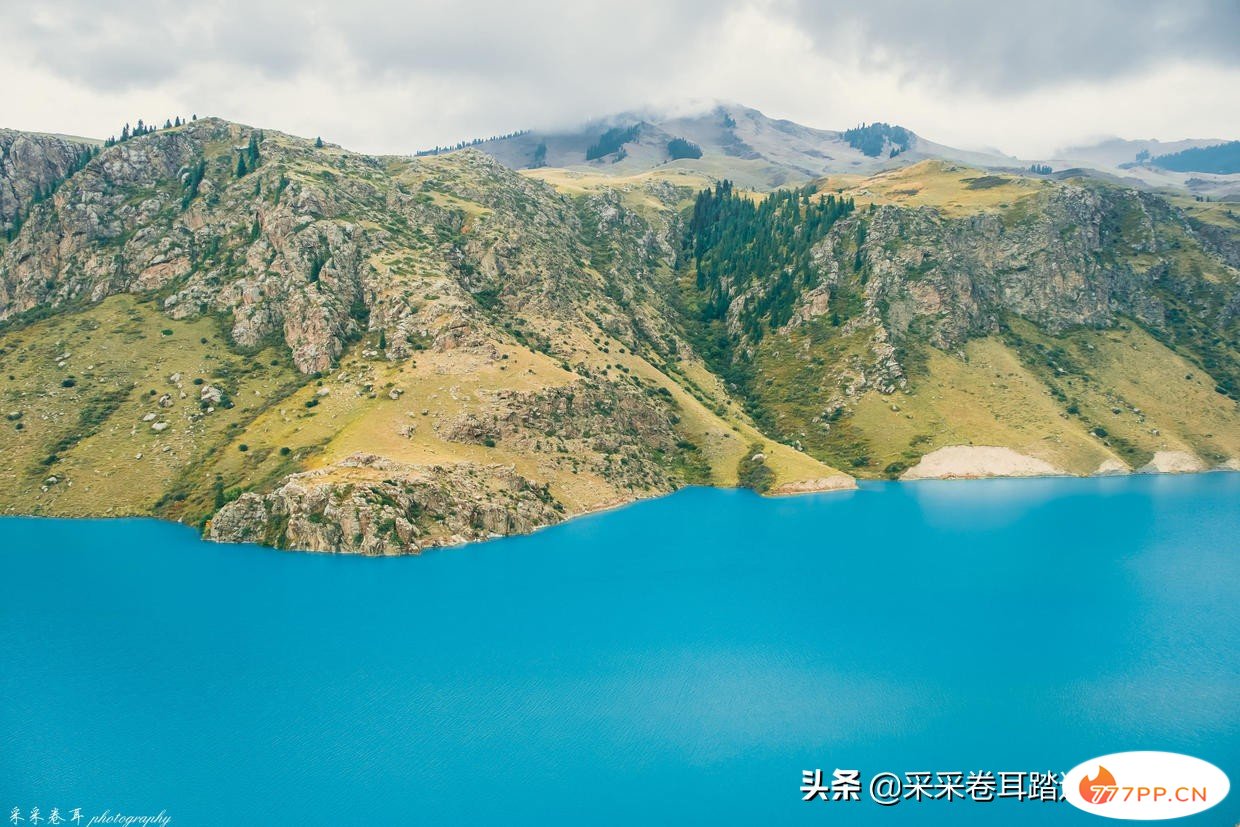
[1063,752,1229,820]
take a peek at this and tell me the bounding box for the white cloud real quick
[0,0,1235,158]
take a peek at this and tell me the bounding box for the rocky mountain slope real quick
[675,161,1240,478]
[0,118,846,554]
[0,117,1236,555]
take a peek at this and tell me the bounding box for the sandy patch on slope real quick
[1138,451,1207,473]
[901,446,1066,480]
[1095,458,1130,475]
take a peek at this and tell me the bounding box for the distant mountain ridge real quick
[1150,141,1240,175]
[437,104,1238,198]
[441,104,1017,190]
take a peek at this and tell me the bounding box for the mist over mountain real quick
[424,103,1239,199]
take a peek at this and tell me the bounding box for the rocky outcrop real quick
[800,186,1238,395]
[0,129,96,235]
[770,475,856,494]
[437,379,688,493]
[207,454,563,554]
[860,192,1214,338]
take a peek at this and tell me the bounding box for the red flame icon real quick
[1080,765,1118,804]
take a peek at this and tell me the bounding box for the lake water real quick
[1,475,1237,825]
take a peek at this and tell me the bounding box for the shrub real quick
[737,443,774,493]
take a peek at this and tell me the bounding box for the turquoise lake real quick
[1,474,1237,825]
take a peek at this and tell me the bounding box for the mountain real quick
[0,117,848,554]
[0,115,1236,555]
[1054,137,1226,170]
[1051,137,1240,199]
[1151,141,1240,175]
[428,104,1018,191]
[435,104,1240,200]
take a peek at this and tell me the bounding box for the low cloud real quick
[1,0,1236,158]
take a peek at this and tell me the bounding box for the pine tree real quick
[247,132,261,168]
[181,159,206,209]
[314,136,324,149]
[235,153,248,178]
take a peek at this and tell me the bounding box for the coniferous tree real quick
[235,153,248,177]
[667,137,703,160]
[683,180,854,349]
[181,159,206,209]
[314,136,324,148]
[247,132,261,168]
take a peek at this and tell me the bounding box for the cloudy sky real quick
[3,0,1237,158]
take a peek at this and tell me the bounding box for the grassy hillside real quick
[0,295,302,516]
[0,120,1234,553]
[669,159,1239,479]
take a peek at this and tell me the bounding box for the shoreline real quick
[2,466,1237,556]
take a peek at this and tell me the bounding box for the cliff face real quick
[0,129,96,235]
[796,185,1238,393]
[832,187,1233,347]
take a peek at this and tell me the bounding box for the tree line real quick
[414,130,531,157]
[104,114,197,147]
